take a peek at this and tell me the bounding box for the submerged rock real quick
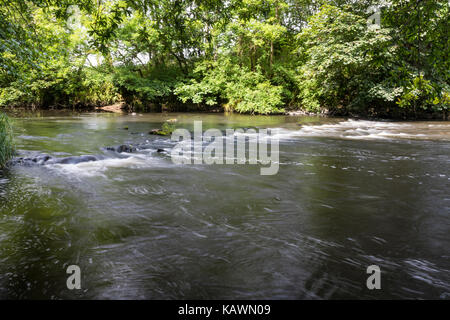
[49,155,98,165]
[12,142,167,167]
[116,145,136,153]
[104,144,137,153]
[11,154,99,166]
[12,155,52,166]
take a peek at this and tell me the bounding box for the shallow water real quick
[0,112,449,299]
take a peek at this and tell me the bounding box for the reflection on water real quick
[0,112,449,299]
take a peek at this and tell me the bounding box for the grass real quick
[0,112,14,168]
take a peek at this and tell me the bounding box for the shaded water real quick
[0,111,449,299]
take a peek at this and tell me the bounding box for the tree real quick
[295,5,403,115]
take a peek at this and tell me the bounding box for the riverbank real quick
[2,104,448,121]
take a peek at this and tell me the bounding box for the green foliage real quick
[296,5,402,114]
[383,0,449,114]
[0,0,448,117]
[79,68,120,106]
[224,69,284,115]
[175,59,284,114]
[160,122,175,135]
[397,76,449,112]
[0,3,119,108]
[113,68,174,105]
[150,122,175,136]
[0,112,14,168]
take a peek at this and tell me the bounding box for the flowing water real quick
[0,111,449,299]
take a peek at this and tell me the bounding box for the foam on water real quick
[46,153,167,177]
[263,120,449,141]
[39,119,449,178]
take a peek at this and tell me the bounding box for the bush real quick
[78,68,120,107]
[113,67,178,110]
[174,59,284,114]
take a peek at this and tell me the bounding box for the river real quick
[0,111,449,299]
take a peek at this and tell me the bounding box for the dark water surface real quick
[0,111,449,299]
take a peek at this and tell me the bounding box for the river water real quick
[0,112,449,299]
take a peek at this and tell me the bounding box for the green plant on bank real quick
[159,122,175,135]
[0,112,14,168]
[149,122,176,136]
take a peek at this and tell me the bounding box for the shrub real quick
[174,59,284,114]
